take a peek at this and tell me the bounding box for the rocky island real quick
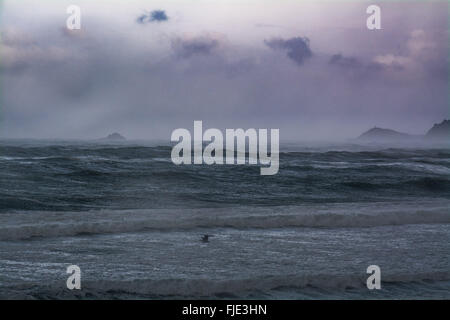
[102,132,126,141]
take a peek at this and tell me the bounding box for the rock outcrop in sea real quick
[102,133,126,141]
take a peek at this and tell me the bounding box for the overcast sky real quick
[0,0,448,140]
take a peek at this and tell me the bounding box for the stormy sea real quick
[0,139,449,299]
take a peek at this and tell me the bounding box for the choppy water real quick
[0,140,449,299]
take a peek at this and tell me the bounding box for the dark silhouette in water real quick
[201,235,209,243]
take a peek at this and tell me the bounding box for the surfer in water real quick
[201,235,209,243]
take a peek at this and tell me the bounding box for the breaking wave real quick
[1,203,449,240]
[2,272,450,299]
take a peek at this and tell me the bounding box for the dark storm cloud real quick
[171,35,220,58]
[137,10,168,24]
[265,37,312,65]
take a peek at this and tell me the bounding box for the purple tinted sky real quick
[0,0,448,140]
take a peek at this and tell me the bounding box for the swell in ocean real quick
[0,201,449,241]
[1,143,450,213]
[2,272,450,300]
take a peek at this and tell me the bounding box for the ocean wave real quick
[84,271,450,297]
[1,202,449,240]
[341,177,450,191]
[301,161,450,175]
[2,272,449,299]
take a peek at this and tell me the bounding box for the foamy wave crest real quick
[2,272,450,299]
[92,272,450,297]
[1,201,449,240]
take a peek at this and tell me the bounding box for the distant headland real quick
[426,120,450,140]
[357,120,449,142]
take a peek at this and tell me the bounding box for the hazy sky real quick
[0,0,448,140]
